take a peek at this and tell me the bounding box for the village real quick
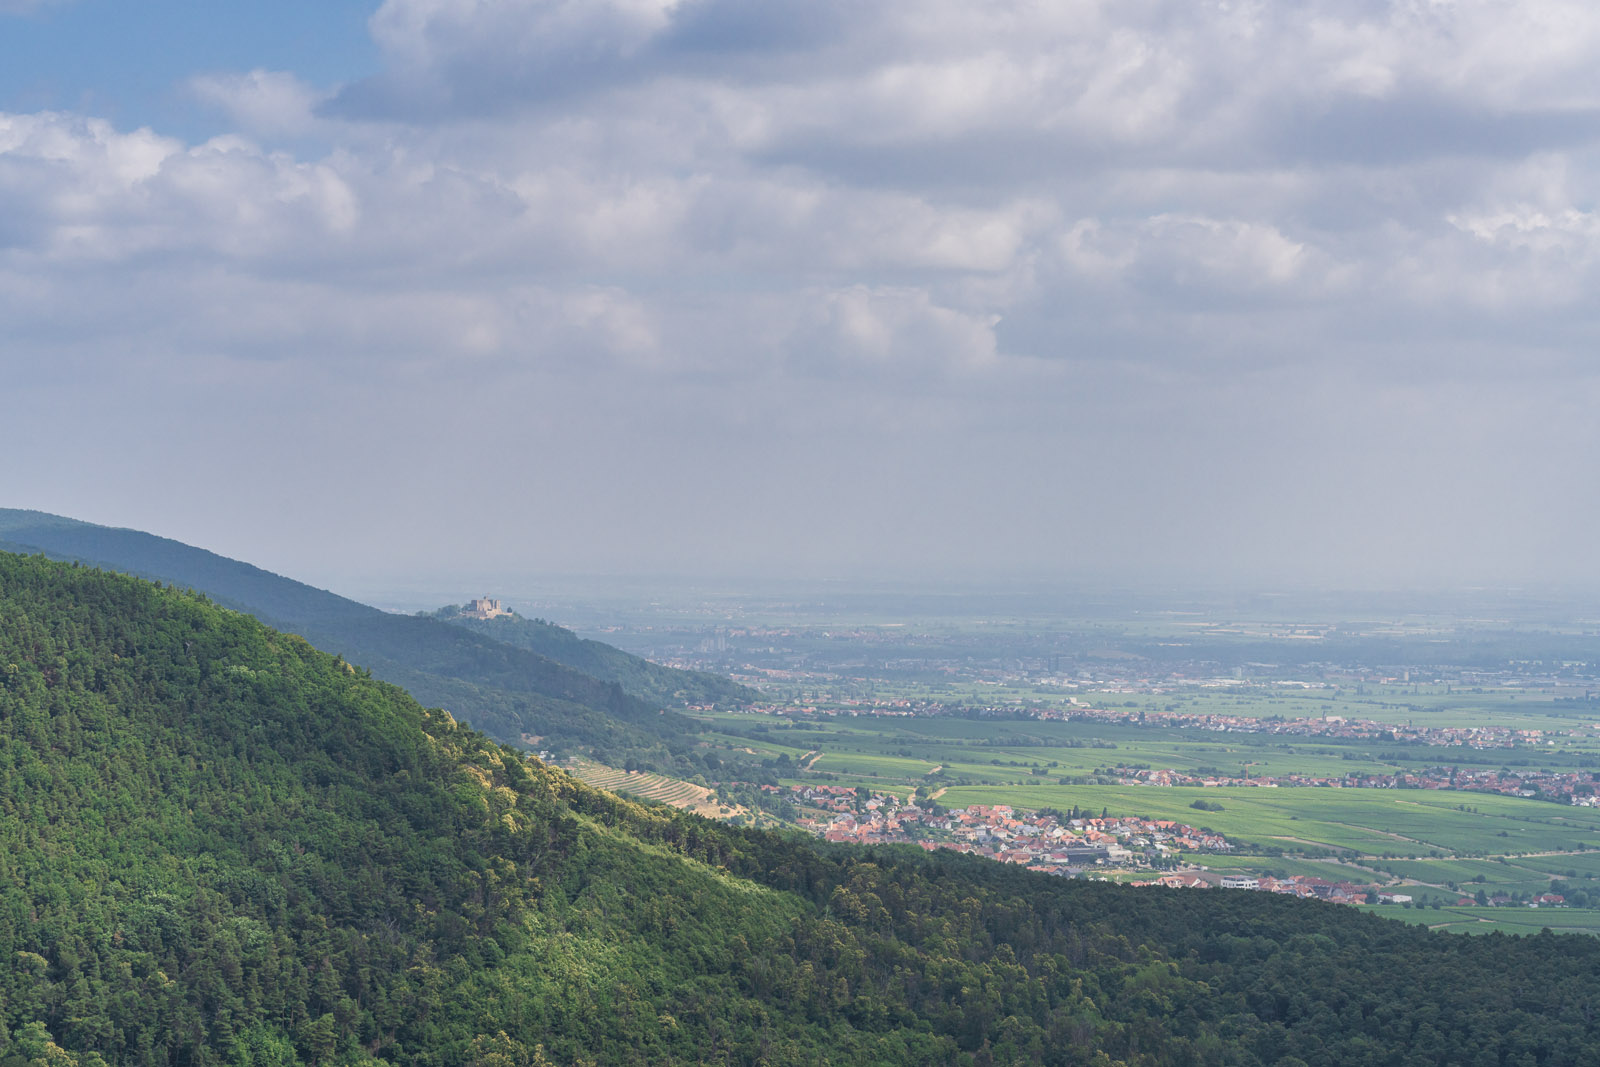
[1129,872,1568,909]
[780,785,1572,909]
[1106,762,1600,804]
[1063,705,1559,750]
[786,784,1229,871]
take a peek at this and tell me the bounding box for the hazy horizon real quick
[11,504,1600,618]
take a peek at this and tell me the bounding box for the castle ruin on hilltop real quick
[463,597,511,620]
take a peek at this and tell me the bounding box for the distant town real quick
[733,697,1589,750]
[1106,762,1600,805]
[785,786,1230,866]
[783,787,1572,909]
[616,616,1600,703]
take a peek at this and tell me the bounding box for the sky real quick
[4,0,1600,596]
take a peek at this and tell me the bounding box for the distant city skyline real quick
[6,2,1600,591]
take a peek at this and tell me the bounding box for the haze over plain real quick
[4,0,1597,592]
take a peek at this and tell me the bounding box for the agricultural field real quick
[934,783,1600,856]
[1178,853,1366,882]
[1373,856,1563,892]
[1072,686,1600,732]
[1517,851,1600,879]
[693,707,1600,787]
[570,588,1600,928]
[683,694,1600,908]
[1359,904,1600,936]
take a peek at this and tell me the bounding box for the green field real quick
[681,681,1600,921]
[744,679,1600,735]
[807,749,942,781]
[685,697,1600,916]
[1178,853,1367,881]
[1371,856,1569,893]
[693,707,1600,787]
[1076,686,1600,732]
[1358,904,1600,936]
[935,783,1600,856]
[1515,851,1600,879]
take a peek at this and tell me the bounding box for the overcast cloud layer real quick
[4,0,1600,592]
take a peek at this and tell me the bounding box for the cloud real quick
[9,1,1600,585]
[189,71,331,139]
[0,113,360,267]
[329,1,1600,158]
[335,0,697,117]
[784,286,1000,380]
[1264,93,1600,166]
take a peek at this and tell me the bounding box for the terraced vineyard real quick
[565,758,730,818]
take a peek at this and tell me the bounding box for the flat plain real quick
[682,686,1600,914]
[565,589,1600,929]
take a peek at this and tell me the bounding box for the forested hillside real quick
[434,605,753,708]
[4,552,1600,1066]
[0,510,727,771]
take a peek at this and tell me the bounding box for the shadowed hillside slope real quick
[5,553,1600,1065]
[433,605,753,708]
[0,510,722,766]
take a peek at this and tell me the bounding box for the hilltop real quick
[0,510,741,772]
[5,552,1600,1064]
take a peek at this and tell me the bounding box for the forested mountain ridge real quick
[432,605,753,708]
[5,552,1600,1066]
[0,510,727,769]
